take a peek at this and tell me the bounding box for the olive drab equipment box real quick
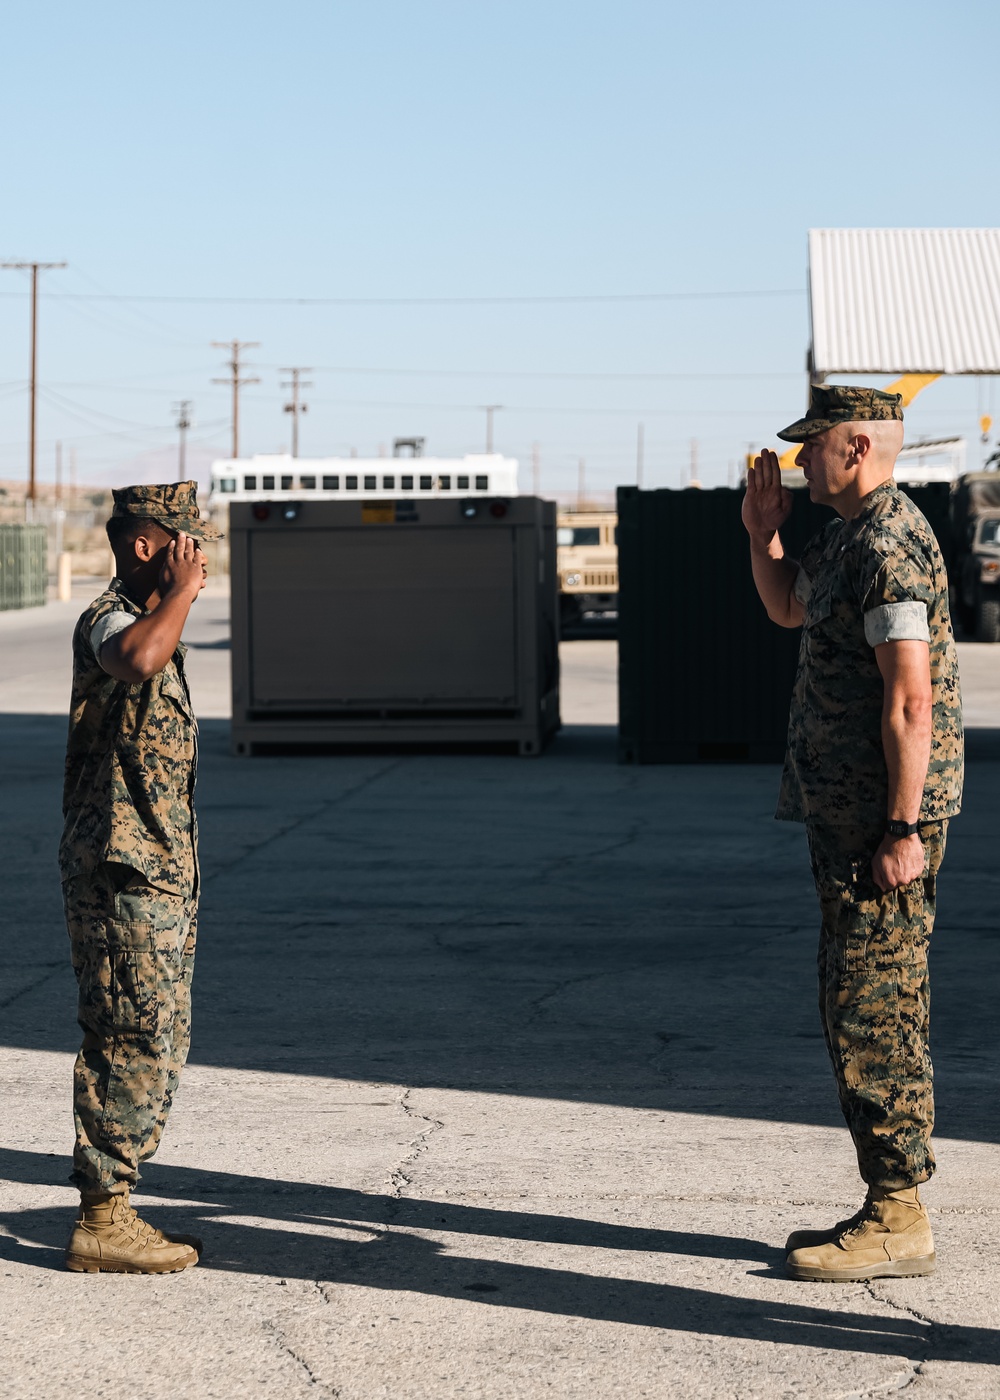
[229,496,559,755]
[0,525,47,611]
[616,483,951,764]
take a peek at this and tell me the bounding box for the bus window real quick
[364,475,377,490]
[219,478,236,493]
[439,475,451,490]
[346,476,358,490]
[300,475,316,489]
[401,475,414,490]
[475,475,488,490]
[457,475,469,489]
[262,475,275,490]
[420,475,432,490]
[281,475,293,490]
[382,475,395,490]
[243,475,257,491]
[323,475,339,490]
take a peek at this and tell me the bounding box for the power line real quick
[0,287,806,308]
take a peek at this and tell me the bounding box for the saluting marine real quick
[743,385,963,1282]
[60,481,221,1274]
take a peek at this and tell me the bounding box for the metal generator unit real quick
[230,496,559,755]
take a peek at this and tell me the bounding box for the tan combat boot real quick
[65,1192,199,1274]
[785,1191,872,1253]
[786,1186,934,1282]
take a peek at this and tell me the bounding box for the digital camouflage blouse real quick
[59,580,198,895]
[776,481,963,828]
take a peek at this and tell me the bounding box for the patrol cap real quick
[777,384,904,443]
[110,480,223,541]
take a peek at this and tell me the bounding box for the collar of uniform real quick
[853,478,897,524]
[109,578,147,615]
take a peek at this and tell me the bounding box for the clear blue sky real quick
[2,0,999,497]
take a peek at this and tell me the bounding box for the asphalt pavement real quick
[1,583,999,1399]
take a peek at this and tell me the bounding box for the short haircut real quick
[106,515,169,556]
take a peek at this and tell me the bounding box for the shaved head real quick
[833,418,904,464]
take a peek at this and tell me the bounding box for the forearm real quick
[882,694,932,822]
[749,531,804,628]
[106,590,195,681]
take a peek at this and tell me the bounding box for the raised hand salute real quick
[742,449,793,542]
[741,448,804,629]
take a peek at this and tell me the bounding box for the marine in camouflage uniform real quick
[744,384,963,1282]
[60,481,220,1274]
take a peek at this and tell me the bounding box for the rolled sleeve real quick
[863,601,930,647]
[90,611,136,670]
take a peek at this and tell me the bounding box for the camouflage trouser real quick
[806,820,947,1191]
[63,863,197,1195]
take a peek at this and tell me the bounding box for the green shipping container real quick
[0,524,48,611]
[617,483,952,764]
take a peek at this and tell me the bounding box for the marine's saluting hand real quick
[742,449,793,543]
[159,531,207,601]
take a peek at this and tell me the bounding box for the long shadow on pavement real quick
[2,1149,997,1365]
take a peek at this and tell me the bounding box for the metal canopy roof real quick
[809,228,1000,376]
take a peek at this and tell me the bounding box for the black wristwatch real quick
[885,819,921,839]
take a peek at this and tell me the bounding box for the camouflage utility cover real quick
[59,581,198,895]
[111,479,222,542]
[777,481,963,826]
[778,384,903,443]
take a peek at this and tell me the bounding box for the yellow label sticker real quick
[361,505,394,524]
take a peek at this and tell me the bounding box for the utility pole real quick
[689,437,699,487]
[212,340,260,460]
[481,404,503,455]
[281,367,312,458]
[636,422,645,488]
[577,457,586,509]
[173,401,193,481]
[54,440,65,562]
[531,442,541,496]
[1,260,67,514]
[69,446,77,503]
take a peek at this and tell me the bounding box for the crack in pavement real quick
[263,1298,342,1398]
[386,1088,445,1202]
[202,759,404,884]
[534,821,645,885]
[0,962,65,1012]
[853,1281,935,1397]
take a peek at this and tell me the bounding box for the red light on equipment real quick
[252,504,271,521]
[489,501,508,518]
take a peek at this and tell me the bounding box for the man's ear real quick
[850,433,872,464]
[133,532,160,563]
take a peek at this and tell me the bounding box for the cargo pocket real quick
[105,921,162,1037]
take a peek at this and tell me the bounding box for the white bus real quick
[208,448,519,510]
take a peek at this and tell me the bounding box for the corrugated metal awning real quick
[809,228,1000,375]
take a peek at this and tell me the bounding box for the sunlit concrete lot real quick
[1,585,999,1399]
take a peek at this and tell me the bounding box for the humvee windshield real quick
[557,526,601,546]
[979,519,1000,546]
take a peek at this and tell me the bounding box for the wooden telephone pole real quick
[212,341,259,459]
[1,260,67,512]
[280,368,312,458]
